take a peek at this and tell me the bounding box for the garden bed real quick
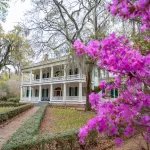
[0,103,33,123]
[40,107,95,134]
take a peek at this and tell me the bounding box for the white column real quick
[64,64,66,78]
[39,85,41,101]
[79,82,82,102]
[32,88,35,97]
[50,84,53,101]
[30,71,32,84]
[40,69,42,83]
[51,66,53,78]
[79,66,82,78]
[20,86,23,101]
[63,83,66,102]
[29,86,31,101]
[21,72,24,85]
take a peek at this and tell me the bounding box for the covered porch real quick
[21,82,86,104]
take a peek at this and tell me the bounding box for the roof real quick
[21,55,68,71]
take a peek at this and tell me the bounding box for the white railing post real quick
[51,66,53,78]
[40,68,42,83]
[79,82,82,102]
[63,83,66,102]
[79,66,82,78]
[50,84,53,101]
[64,64,66,79]
[29,86,31,101]
[30,71,32,84]
[39,85,41,101]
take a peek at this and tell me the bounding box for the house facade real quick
[20,56,118,105]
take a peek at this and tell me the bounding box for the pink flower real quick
[110,5,117,15]
[124,126,135,137]
[78,125,89,144]
[115,138,123,147]
[89,93,101,108]
[100,81,107,89]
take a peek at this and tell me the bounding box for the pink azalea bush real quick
[73,0,150,147]
[107,0,150,32]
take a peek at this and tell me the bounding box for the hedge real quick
[7,98,20,103]
[2,105,98,150]
[2,105,47,150]
[3,129,98,150]
[0,103,33,123]
[0,102,25,107]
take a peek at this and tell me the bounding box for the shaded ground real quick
[40,107,95,134]
[0,106,39,149]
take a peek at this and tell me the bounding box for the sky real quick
[2,0,32,32]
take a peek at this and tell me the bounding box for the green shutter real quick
[26,89,29,97]
[115,89,118,98]
[75,87,78,96]
[69,87,72,96]
[46,89,48,97]
[110,90,114,98]
[42,89,44,97]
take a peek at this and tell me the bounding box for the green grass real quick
[49,108,95,134]
[0,107,14,113]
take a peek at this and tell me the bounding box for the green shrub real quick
[0,102,25,107]
[0,103,33,123]
[92,86,101,93]
[3,122,98,150]
[2,105,47,150]
[7,97,20,103]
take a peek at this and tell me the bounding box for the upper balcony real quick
[21,65,86,85]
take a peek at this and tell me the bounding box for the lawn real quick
[40,107,95,134]
[0,107,14,113]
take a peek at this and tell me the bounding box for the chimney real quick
[44,54,48,61]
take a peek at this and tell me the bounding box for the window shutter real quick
[115,89,118,98]
[75,87,78,96]
[26,88,29,97]
[69,87,72,96]
[42,89,44,97]
[110,90,114,98]
[46,89,48,97]
[47,73,49,78]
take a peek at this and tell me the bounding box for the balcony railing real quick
[23,74,86,85]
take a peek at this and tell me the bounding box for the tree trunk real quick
[85,65,92,111]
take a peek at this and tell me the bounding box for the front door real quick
[56,91,60,96]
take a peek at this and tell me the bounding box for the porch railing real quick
[53,76,65,81]
[66,96,79,100]
[22,74,86,85]
[31,97,39,101]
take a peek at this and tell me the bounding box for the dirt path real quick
[0,107,39,149]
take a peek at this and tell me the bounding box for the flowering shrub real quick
[107,0,150,32]
[73,0,150,147]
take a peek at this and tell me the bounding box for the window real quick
[75,68,78,74]
[36,75,39,79]
[47,73,49,78]
[26,88,29,97]
[75,87,78,96]
[69,69,73,75]
[69,87,72,96]
[43,74,46,78]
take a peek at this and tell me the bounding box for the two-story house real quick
[20,56,118,105]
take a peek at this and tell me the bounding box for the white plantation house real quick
[20,56,118,105]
